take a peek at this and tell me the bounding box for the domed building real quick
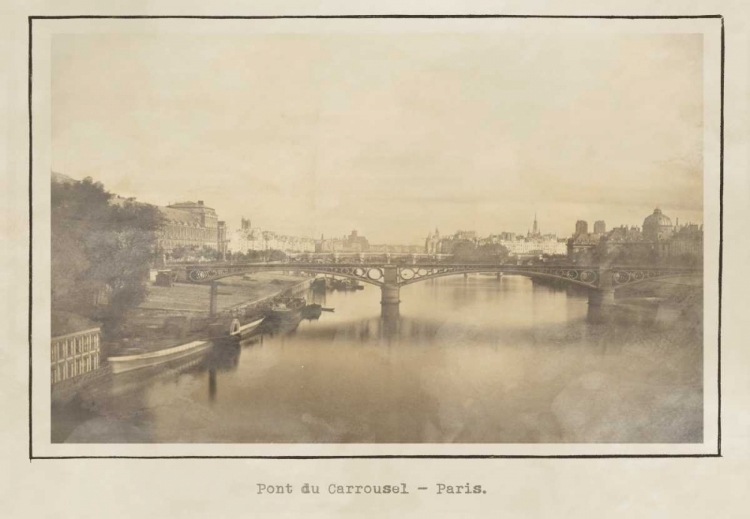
[642,208,674,241]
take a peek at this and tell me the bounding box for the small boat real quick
[265,297,306,321]
[300,304,323,320]
[321,307,335,312]
[109,340,212,374]
[331,279,362,291]
[229,316,265,338]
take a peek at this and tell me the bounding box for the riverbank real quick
[616,274,702,304]
[52,274,311,405]
[105,273,310,356]
[138,272,309,313]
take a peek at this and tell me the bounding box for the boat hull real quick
[109,341,212,374]
[233,316,265,337]
[266,309,300,322]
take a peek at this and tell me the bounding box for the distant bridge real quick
[167,261,702,315]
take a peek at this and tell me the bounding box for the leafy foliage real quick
[169,244,222,261]
[51,176,165,336]
[450,241,510,263]
[225,249,287,262]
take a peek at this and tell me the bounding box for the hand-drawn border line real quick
[28,14,725,460]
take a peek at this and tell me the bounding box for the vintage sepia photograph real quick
[38,17,719,451]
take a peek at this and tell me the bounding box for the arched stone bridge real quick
[171,262,702,311]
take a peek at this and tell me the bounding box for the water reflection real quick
[55,275,703,444]
[208,370,216,402]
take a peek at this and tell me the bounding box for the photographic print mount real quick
[29,14,724,459]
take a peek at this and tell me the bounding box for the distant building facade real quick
[156,200,223,254]
[667,224,703,258]
[316,230,370,253]
[426,230,478,255]
[425,228,442,254]
[642,208,675,241]
[567,208,702,264]
[426,216,566,258]
[228,217,315,254]
[107,195,226,257]
[369,244,424,253]
[217,221,228,259]
[567,217,605,259]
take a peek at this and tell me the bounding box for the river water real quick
[55,275,703,443]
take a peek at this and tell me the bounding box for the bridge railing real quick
[169,261,702,271]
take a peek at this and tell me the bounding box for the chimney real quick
[198,200,204,206]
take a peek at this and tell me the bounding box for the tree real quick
[268,249,287,262]
[450,240,479,261]
[450,241,509,263]
[51,176,165,336]
[475,243,510,263]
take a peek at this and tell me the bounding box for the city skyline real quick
[57,172,701,247]
[52,32,703,243]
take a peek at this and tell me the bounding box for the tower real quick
[532,213,539,236]
[593,220,606,234]
[575,220,588,236]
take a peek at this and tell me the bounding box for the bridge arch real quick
[184,265,386,287]
[398,267,600,290]
[177,263,701,294]
[608,269,702,290]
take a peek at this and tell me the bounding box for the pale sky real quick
[52,32,703,244]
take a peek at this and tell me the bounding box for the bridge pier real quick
[380,266,401,317]
[381,302,400,320]
[589,269,616,306]
[588,288,616,306]
[496,272,502,281]
[380,284,401,305]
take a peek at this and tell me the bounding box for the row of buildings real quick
[228,218,316,255]
[160,211,407,257]
[148,199,422,258]
[117,197,319,258]
[567,208,703,263]
[424,215,568,257]
[314,230,371,253]
[108,196,231,260]
[155,200,228,257]
[422,208,703,264]
[311,230,423,254]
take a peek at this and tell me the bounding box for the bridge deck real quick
[169,262,701,289]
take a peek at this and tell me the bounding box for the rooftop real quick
[158,206,203,224]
